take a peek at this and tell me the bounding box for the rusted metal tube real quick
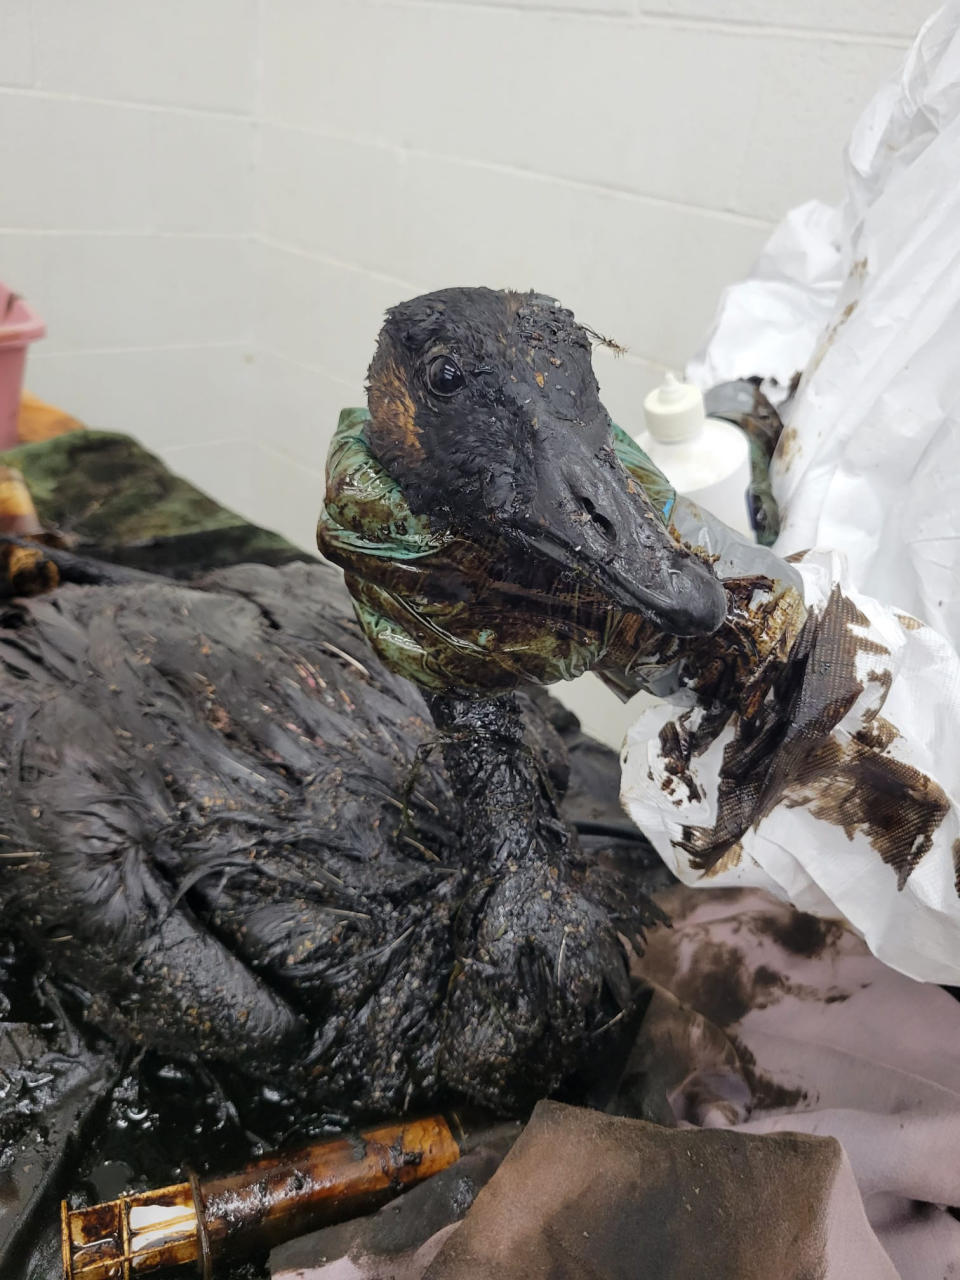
[61,1111,491,1279]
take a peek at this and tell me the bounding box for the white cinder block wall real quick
[0,1,934,735]
[0,1,259,512]
[1,0,931,543]
[252,0,930,548]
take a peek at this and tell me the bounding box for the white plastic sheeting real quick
[689,2,960,644]
[774,4,960,649]
[685,198,843,403]
[622,4,960,985]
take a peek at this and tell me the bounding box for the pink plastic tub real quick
[0,284,45,449]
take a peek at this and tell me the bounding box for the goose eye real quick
[426,355,466,397]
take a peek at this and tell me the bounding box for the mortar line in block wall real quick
[253,344,364,392]
[375,0,915,48]
[254,234,423,291]
[0,228,252,239]
[25,0,41,89]
[252,437,328,477]
[30,340,250,359]
[254,124,776,230]
[596,351,667,373]
[0,84,255,122]
[254,0,267,120]
[160,436,245,455]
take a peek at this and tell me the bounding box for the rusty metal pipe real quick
[62,1109,501,1279]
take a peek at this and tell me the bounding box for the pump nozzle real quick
[643,373,706,443]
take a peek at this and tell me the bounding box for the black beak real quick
[512,427,727,637]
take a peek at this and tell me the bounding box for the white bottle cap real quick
[643,372,705,443]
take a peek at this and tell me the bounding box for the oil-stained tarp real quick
[623,4,960,986]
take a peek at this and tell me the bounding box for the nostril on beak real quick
[576,495,617,544]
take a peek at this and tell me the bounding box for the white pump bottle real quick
[635,373,754,540]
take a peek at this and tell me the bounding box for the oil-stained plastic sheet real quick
[623,5,960,985]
